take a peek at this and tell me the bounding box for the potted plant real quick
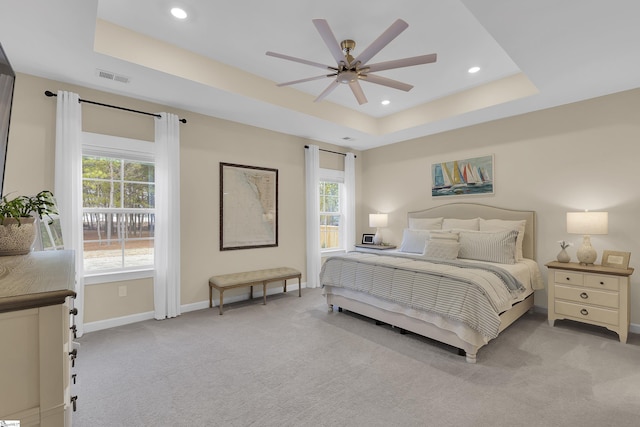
[0,190,58,255]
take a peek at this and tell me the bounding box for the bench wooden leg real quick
[209,285,213,308]
[298,275,302,297]
[263,281,267,305]
[219,291,224,315]
[250,285,253,300]
[283,279,287,293]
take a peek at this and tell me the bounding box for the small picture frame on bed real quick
[601,250,631,269]
[362,234,375,244]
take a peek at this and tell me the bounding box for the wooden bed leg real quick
[465,352,477,364]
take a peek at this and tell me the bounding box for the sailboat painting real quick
[431,154,494,197]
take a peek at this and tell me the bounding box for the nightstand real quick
[546,261,634,343]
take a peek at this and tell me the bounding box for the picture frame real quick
[362,234,375,244]
[220,162,278,250]
[601,250,631,269]
[431,154,494,197]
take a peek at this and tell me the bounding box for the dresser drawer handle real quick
[580,308,589,316]
[565,277,571,281]
[70,308,78,316]
[580,292,589,299]
[599,281,605,285]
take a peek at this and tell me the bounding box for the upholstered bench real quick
[209,267,302,315]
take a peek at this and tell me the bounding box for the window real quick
[319,169,345,252]
[81,132,156,282]
[82,155,155,273]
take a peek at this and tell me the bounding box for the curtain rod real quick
[44,90,187,123]
[304,145,356,158]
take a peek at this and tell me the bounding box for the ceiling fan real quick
[266,19,437,105]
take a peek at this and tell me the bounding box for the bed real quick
[320,203,543,363]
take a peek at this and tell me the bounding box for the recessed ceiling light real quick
[468,66,481,74]
[170,7,188,20]
[381,100,390,105]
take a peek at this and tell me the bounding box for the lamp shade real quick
[566,212,608,235]
[369,213,388,228]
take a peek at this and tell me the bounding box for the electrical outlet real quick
[118,285,127,297]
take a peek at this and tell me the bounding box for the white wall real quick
[361,88,640,325]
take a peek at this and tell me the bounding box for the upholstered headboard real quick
[407,203,536,260]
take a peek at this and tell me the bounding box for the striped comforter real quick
[320,252,525,340]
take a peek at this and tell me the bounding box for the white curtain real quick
[305,145,321,288]
[54,91,85,336]
[344,153,356,252]
[154,113,181,319]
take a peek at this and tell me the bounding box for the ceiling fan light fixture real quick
[337,70,359,84]
[468,66,481,74]
[381,100,390,105]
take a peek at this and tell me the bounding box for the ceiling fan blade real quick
[365,53,437,73]
[349,80,368,105]
[276,74,336,87]
[352,19,409,66]
[360,74,413,92]
[314,80,340,103]
[312,19,346,65]
[266,51,337,71]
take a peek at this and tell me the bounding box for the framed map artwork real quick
[220,162,278,250]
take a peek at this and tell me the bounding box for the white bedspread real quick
[320,252,540,340]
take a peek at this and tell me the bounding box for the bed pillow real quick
[442,217,480,230]
[479,218,527,260]
[429,230,460,241]
[398,228,430,253]
[408,217,443,230]
[457,229,519,264]
[423,239,460,260]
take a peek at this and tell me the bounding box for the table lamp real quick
[566,211,608,265]
[369,213,388,245]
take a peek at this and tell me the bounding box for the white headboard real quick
[407,203,536,260]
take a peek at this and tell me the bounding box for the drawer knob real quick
[580,292,589,299]
[580,308,589,316]
[565,277,570,281]
[70,308,78,316]
[599,281,604,285]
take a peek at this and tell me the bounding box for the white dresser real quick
[546,261,634,343]
[0,251,76,426]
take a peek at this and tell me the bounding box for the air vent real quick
[341,136,355,141]
[96,69,130,84]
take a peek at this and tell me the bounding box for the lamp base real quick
[372,229,382,245]
[576,235,597,265]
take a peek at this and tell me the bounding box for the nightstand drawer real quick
[555,300,619,326]
[554,284,619,309]
[584,274,619,291]
[554,271,583,286]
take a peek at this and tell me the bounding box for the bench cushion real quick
[209,267,301,288]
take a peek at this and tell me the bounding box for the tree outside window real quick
[319,181,343,250]
[82,155,155,272]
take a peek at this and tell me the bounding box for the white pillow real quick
[457,229,519,264]
[423,240,460,260]
[398,228,430,253]
[408,217,443,230]
[442,217,479,230]
[429,230,460,241]
[479,218,527,260]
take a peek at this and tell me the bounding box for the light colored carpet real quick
[73,288,640,427]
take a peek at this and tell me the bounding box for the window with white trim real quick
[319,169,345,252]
[81,133,155,281]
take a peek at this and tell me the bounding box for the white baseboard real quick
[83,282,306,333]
[83,310,155,334]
